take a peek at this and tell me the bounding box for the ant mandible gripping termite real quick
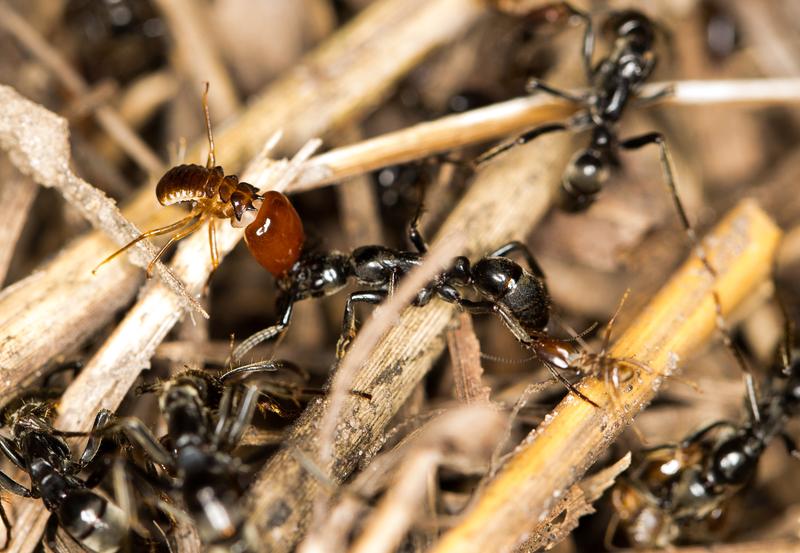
[94,83,305,278]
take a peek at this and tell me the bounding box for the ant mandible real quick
[477,6,717,280]
[94,84,305,278]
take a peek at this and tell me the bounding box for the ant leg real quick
[208,217,220,271]
[525,78,583,104]
[780,433,800,460]
[145,215,206,277]
[93,212,202,274]
[0,468,31,498]
[337,290,389,359]
[542,359,600,408]
[221,385,262,449]
[76,409,115,469]
[201,82,216,169]
[99,416,174,469]
[486,241,546,280]
[620,132,747,378]
[561,2,595,80]
[43,360,83,388]
[635,84,674,106]
[0,499,11,550]
[408,204,429,254]
[679,420,737,448]
[43,513,63,553]
[0,436,25,470]
[231,297,295,362]
[474,123,569,166]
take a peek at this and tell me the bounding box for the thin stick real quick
[0,2,163,174]
[0,162,37,285]
[430,199,782,553]
[153,0,240,119]
[291,78,800,192]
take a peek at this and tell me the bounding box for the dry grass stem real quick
[200,0,488,168]
[153,0,240,118]
[299,406,505,553]
[292,78,800,192]
[447,312,492,403]
[349,406,506,553]
[0,3,163,174]
[431,200,782,553]
[0,85,203,315]
[517,452,631,552]
[0,161,37,285]
[245,130,575,552]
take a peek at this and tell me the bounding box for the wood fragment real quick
[447,312,492,403]
[0,160,37,285]
[431,200,782,553]
[517,453,631,552]
[291,78,800,193]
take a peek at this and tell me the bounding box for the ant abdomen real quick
[471,257,550,333]
[155,164,221,206]
[559,149,609,212]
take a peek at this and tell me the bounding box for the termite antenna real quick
[202,82,216,169]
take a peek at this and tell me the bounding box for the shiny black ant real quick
[477,6,717,281]
[0,391,130,552]
[609,319,800,547]
[88,361,334,551]
[233,204,643,407]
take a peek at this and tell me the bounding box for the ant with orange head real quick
[94,84,305,278]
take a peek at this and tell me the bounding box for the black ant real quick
[477,6,718,281]
[608,313,800,547]
[0,391,131,552]
[94,84,303,277]
[88,360,343,551]
[234,202,643,407]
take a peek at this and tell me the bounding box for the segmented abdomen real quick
[155,164,223,206]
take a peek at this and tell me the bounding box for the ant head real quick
[559,149,609,212]
[710,434,759,486]
[244,191,305,278]
[470,257,522,301]
[289,251,350,299]
[607,9,656,53]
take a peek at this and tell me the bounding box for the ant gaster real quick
[0,393,129,552]
[94,84,304,277]
[235,206,636,407]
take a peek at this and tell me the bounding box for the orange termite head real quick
[244,191,305,277]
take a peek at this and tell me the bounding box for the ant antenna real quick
[202,82,216,169]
